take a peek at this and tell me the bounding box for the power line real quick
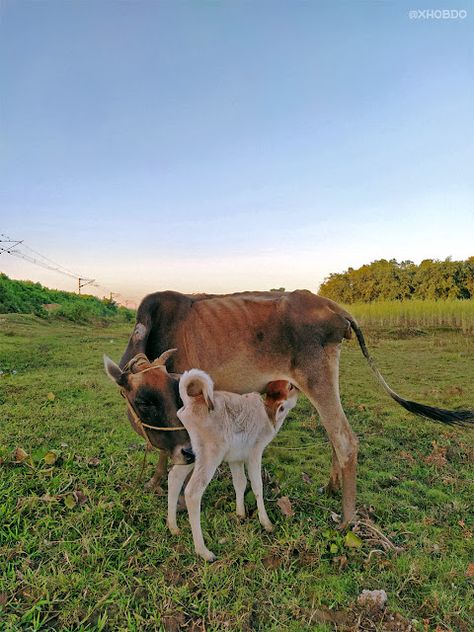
[20,241,82,278]
[0,234,122,302]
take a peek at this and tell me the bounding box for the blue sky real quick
[1,1,473,304]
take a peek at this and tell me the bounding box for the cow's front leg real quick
[144,449,168,494]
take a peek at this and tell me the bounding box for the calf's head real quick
[103,349,193,464]
[264,380,298,428]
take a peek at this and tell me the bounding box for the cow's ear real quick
[103,355,123,383]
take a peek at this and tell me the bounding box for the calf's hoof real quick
[261,521,274,533]
[168,524,181,536]
[197,548,217,562]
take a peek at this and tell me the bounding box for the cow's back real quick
[120,290,352,393]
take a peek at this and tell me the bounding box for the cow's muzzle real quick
[181,447,195,464]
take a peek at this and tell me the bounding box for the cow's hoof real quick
[323,480,341,497]
[144,480,165,496]
[262,521,274,533]
[168,524,180,536]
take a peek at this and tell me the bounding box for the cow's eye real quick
[136,401,152,409]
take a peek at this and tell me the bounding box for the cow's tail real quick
[347,316,474,426]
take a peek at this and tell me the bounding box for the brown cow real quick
[105,289,473,525]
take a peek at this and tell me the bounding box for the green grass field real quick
[1,314,473,631]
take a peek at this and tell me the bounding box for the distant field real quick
[0,314,473,631]
[346,299,474,333]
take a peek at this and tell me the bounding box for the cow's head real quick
[103,349,193,464]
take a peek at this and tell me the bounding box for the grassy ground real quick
[0,314,473,631]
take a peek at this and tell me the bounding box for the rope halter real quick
[120,350,185,448]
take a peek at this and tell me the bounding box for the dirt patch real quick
[301,604,413,631]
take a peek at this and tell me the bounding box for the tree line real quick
[319,258,474,303]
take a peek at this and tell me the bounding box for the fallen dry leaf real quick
[64,494,77,509]
[262,554,281,569]
[13,447,29,463]
[333,554,348,571]
[399,450,416,464]
[302,472,313,485]
[40,494,57,503]
[466,563,474,578]
[43,450,58,465]
[162,612,186,632]
[87,457,101,467]
[74,490,88,505]
[276,496,294,517]
[345,531,363,549]
[424,441,447,468]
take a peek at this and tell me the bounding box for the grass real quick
[346,299,474,334]
[0,313,473,631]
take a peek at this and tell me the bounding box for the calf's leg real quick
[229,460,247,518]
[167,463,194,535]
[246,449,273,532]
[185,455,222,562]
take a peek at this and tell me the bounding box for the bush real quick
[0,274,135,323]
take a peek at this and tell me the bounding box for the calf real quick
[167,369,298,561]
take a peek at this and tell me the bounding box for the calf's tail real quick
[347,318,474,426]
[179,369,215,413]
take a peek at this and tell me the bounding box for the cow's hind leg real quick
[246,449,273,533]
[327,445,342,495]
[297,346,358,526]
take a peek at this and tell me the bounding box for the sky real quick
[1,0,473,305]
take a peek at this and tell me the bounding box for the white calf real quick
[167,370,298,561]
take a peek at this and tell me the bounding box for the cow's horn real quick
[153,348,178,368]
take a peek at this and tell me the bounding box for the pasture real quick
[1,313,473,631]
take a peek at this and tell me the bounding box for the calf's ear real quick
[103,355,123,383]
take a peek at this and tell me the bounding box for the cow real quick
[104,289,474,526]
